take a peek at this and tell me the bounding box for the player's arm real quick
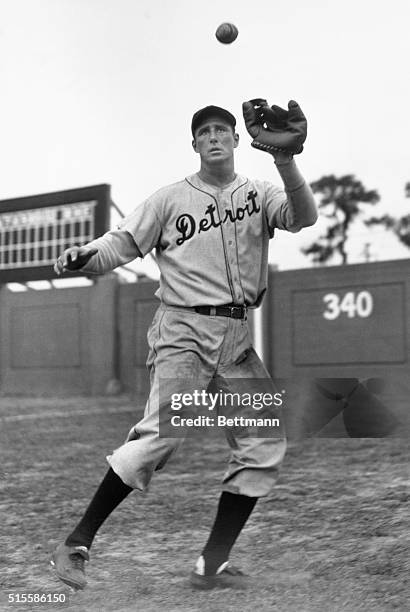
[54,230,142,276]
[271,152,318,231]
[242,98,318,231]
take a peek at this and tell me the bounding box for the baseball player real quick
[51,99,318,590]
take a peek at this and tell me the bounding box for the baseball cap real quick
[191,105,236,136]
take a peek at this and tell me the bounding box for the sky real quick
[1,0,409,281]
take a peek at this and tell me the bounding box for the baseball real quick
[215,22,238,44]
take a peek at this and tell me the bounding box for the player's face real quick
[192,117,239,163]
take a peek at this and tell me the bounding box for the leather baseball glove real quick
[242,98,307,154]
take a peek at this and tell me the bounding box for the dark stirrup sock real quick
[65,468,133,550]
[201,491,258,575]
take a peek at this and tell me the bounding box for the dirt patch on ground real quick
[0,397,409,611]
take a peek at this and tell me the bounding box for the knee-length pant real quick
[107,305,286,497]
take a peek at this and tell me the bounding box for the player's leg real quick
[65,469,132,551]
[191,434,285,590]
[106,306,217,489]
[51,467,132,589]
[190,490,258,589]
[52,306,216,589]
[191,322,286,589]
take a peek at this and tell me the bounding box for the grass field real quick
[0,396,409,612]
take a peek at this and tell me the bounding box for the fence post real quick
[87,273,120,395]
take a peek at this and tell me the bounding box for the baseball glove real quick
[242,98,307,154]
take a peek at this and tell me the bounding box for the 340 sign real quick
[323,291,373,320]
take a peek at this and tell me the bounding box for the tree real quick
[365,182,410,248]
[302,174,380,265]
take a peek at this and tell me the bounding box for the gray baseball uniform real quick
[80,171,308,496]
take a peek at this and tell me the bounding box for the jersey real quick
[83,173,299,308]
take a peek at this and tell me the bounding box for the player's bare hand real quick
[54,247,98,275]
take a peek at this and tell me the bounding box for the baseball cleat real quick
[51,543,89,590]
[190,556,249,590]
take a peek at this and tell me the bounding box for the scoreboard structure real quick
[0,184,111,283]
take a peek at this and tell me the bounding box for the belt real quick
[194,305,247,319]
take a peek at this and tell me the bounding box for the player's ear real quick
[233,132,239,148]
[192,138,198,153]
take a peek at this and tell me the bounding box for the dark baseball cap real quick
[191,105,236,136]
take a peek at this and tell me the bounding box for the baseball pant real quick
[107,304,287,497]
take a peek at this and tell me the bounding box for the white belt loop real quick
[210,306,216,316]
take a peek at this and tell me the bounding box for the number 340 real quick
[323,291,373,320]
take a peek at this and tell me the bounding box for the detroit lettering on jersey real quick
[176,190,259,246]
